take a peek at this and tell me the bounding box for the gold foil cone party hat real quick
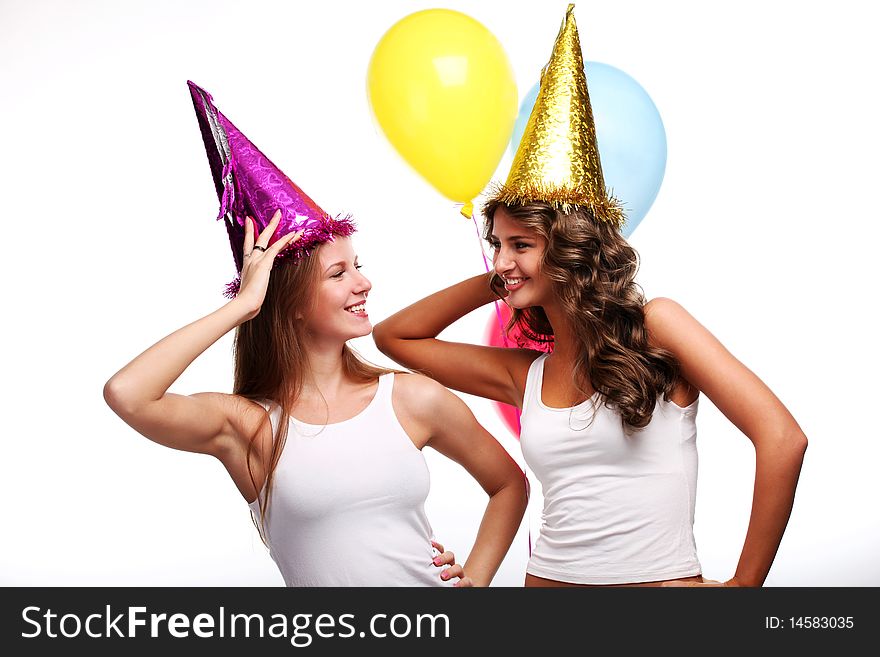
[491,4,624,226]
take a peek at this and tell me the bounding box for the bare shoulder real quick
[643,297,707,350]
[391,372,455,416]
[389,372,460,449]
[644,296,695,325]
[645,299,805,448]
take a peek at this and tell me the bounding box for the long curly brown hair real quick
[232,236,395,539]
[483,199,679,429]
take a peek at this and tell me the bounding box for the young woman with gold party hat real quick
[375,4,807,587]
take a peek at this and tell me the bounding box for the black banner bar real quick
[1,587,871,654]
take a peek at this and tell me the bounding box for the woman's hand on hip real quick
[432,540,474,587]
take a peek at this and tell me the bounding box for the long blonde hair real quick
[484,199,679,428]
[232,237,395,537]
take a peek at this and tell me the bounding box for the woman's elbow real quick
[371,321,389,352]
[795,434,808,467]
[795,431,808,455]
[500,466,530,508]
[103,376,122,410]
[102,375,141,419]
[371,321,398,356]
[785,424,808,456]
[775,426,808,467]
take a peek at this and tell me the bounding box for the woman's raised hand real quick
[235,210,303,319]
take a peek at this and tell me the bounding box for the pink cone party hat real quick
[188,81,355,297]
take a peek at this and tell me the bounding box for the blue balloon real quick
[509,62,666,238]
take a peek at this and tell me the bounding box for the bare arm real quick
[645,298,808,587]
[394,374,528,586]
[103,212,299,498]
[103,301,257,454]
[373,273,536,407]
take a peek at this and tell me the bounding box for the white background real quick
[1,0,877,586]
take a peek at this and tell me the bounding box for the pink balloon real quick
[483,302,550,438]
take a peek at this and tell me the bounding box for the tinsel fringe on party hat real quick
[222,212,357,298]
[486,181,626,225]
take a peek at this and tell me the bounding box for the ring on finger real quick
[252,245,267,252]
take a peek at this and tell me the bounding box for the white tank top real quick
[249,373,453,586]
[520,353,701,585]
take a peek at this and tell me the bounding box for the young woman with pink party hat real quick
[103,82,527,587]
[374,5,807,587]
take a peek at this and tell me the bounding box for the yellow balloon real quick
[367,9,517,204]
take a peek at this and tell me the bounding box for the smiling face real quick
[300,236,373,343]
[488,205,554,309]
